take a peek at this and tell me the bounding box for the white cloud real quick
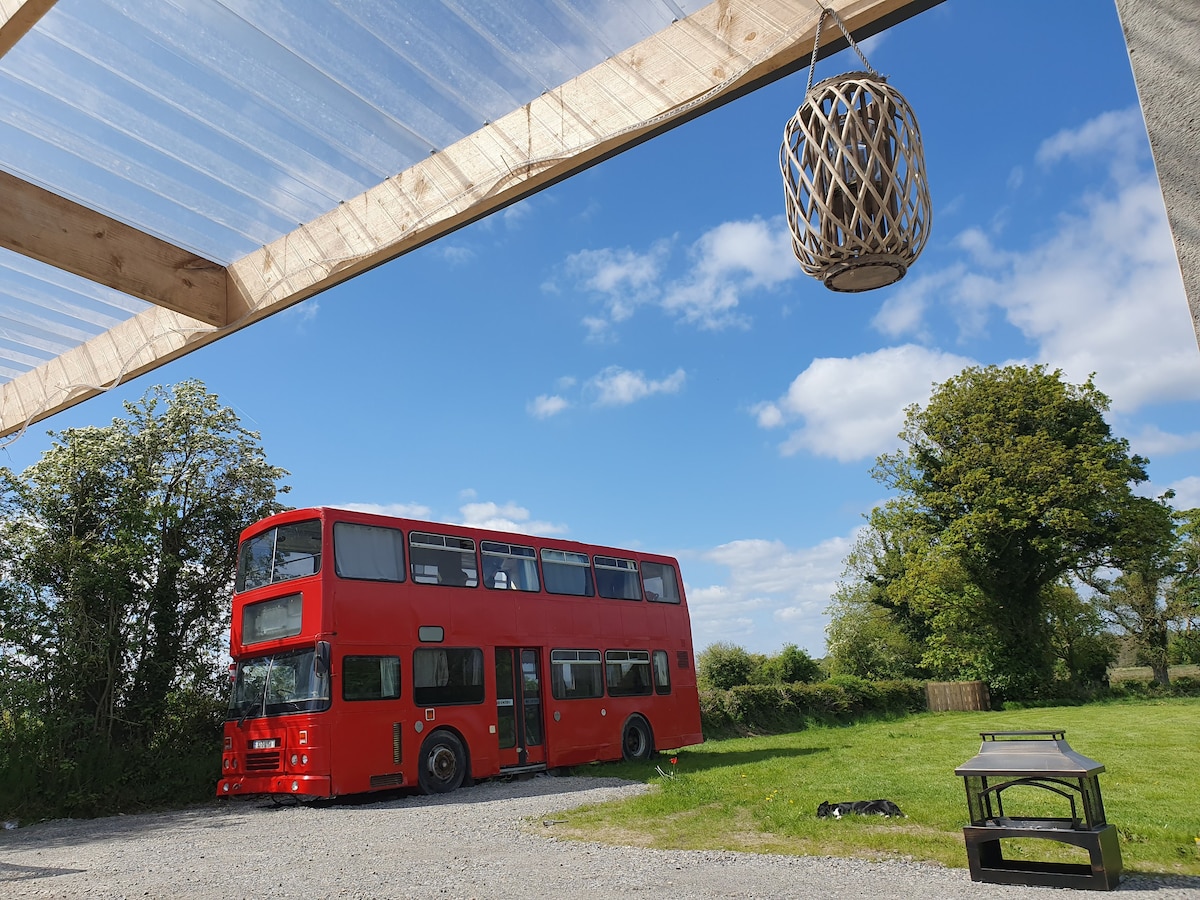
[878,109,1200,413]
[281,299,319,324]
[757,344,976,462]
[336,501,432,518]
[1127,424,1200,458]
[966,177,1200,411]
[588,366,686,407]
[456,501,567,535]
[502,201,534,229]
[661,218,797,330]
[872,264,968,340]
[439,244,474,264]
[1036,107,1146,176]
[1166,476,1200,511]
[527,394,570,419]
[687,531,857,656]
[565,218,799,333]
[566,243,668,324]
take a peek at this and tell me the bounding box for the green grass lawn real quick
[547,698,1200,876]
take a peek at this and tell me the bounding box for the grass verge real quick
[544,697,1200,876]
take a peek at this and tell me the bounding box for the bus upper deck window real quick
[334,522,405,582]
[410,532,478,587]
[641,562,680,603]
[594,556,641,600]
[236,519,322,592]
[541,548,594,597]
[481,541,540,592]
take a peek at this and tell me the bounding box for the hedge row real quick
[699,677,926,739]
[1104,675,1200,700]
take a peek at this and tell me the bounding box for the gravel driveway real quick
[1,776,1197,899]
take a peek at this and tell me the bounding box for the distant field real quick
[557,698,1200,877]
[1108,664,1200,682]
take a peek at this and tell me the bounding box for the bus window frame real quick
[412,646,485,707]
[541,547,595,597]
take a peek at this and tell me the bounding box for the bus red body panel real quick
[218,507,703,799]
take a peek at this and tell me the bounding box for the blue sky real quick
[2,0,1197,658]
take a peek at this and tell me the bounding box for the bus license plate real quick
[250,739,277,749]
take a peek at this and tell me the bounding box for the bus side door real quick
[331,651,405,794]
[494,648,545,769]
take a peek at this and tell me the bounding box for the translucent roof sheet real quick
[0,0,703,395]
[4,0,948,433]
[2,0,697,265]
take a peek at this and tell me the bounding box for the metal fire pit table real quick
[955,730,1122,890]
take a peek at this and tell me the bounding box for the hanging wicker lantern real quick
[781,9,932,292]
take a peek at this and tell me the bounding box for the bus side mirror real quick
[314,640,330,677]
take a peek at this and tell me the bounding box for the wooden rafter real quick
[0,171,229,327]
[0,0,57,58]
[0,0,942,437]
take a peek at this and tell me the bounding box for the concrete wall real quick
[1113,0,1200,352]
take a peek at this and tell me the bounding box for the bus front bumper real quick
[216,774,331,799]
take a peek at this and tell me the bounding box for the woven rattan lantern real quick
[781,8,931,292]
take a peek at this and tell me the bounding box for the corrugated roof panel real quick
[2,0,699,264]
[0,249,151,383]
[0,0,705,389]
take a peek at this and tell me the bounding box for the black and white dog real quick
[817,799,905,819]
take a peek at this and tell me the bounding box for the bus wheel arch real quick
[418,729,469,794]
[620,714,654,762]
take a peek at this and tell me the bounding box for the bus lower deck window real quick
[550,649,603,699]
[413,647,484,705]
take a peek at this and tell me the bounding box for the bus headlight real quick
[301,754,308,765]
[291,754,298,766]
[291,781,299,792]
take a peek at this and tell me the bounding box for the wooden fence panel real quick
[925,680,990,712]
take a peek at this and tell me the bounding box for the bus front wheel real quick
[418,731,467,794]
[621,715,653,762]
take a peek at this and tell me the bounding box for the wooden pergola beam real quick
[0,170,229,327]
[0,0,57,58]
[0,0,941,437]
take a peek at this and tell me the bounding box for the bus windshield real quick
[236,519,322,592]
[227,647,331,721]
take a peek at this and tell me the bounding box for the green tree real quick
[1043,582,1117,690]
[1166,508,1200,665]
[1093,502,1200,684]
[697,642,754,691]
[871,364,1149,699]
[756,643,824,684]
[0,380,289,818]
[824,580,922,680]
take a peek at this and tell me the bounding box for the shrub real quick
[697,642,755,691]
[698,678,924,738]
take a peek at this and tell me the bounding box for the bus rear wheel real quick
[418,731,467,794]
[621,715,653,762]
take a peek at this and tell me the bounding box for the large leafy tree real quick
[824,579,923,680]
[1167,509,1200,663]
[0,381,288,816]
[1092,500,1200,683]
[869,364,1149,698]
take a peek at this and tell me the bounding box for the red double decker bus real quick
[217,507,703,799]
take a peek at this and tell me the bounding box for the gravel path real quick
[1,777,1197,899]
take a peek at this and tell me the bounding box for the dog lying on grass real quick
[817,799,905,819]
